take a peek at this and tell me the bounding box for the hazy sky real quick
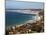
[6,1,44,9]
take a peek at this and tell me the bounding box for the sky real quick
[6,0,44,9]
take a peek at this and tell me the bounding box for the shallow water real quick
[5,10,35,27]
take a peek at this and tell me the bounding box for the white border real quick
[0,0,46,35]
[0,0,5,35]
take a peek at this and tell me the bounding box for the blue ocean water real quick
[5,10,35,27]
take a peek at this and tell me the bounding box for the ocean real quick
[5,10,35,27]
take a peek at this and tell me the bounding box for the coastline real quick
[6,19,36,29]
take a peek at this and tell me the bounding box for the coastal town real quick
[5,9,44,35]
